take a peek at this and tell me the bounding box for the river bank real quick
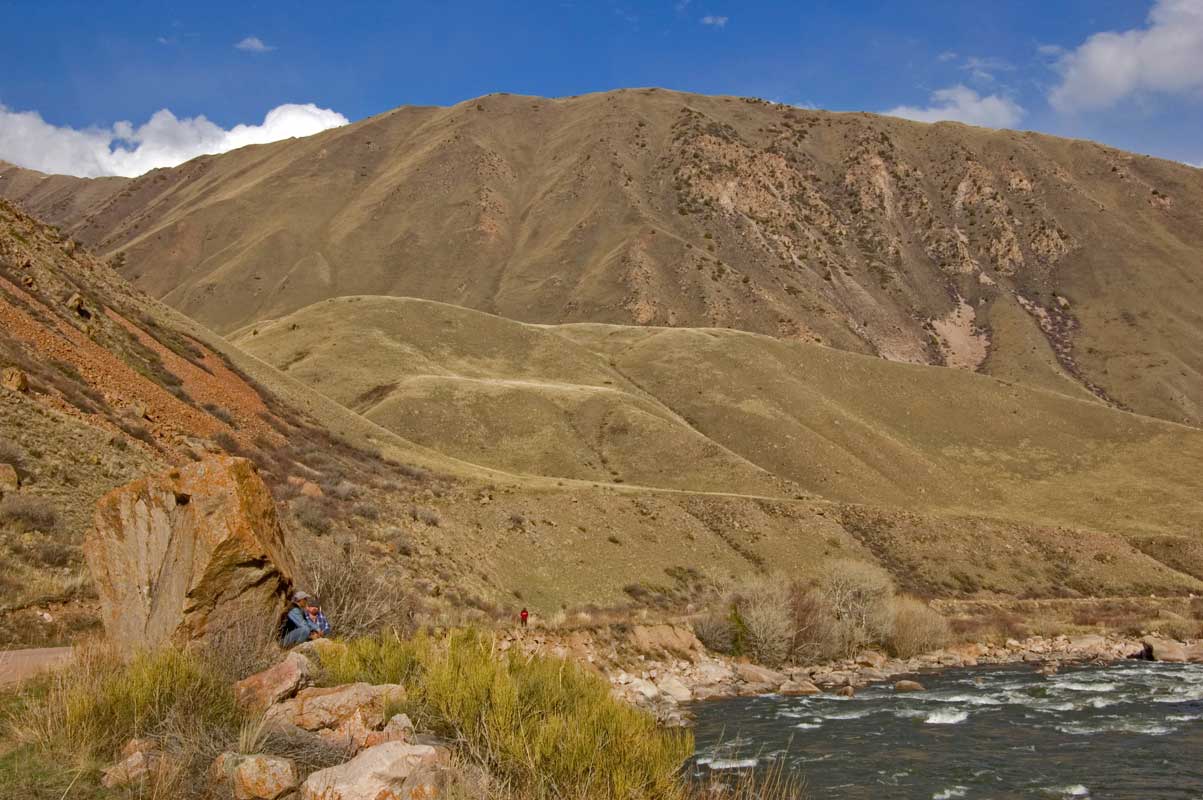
[494,624,1203,726]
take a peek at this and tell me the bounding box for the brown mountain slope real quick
[3,90,1201,428]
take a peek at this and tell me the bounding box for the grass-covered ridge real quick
[319,628,694,799]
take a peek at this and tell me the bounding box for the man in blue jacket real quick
[282,590,325,647]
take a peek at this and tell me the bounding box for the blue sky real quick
[1,0,1201,176]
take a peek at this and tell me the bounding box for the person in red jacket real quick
[520,608,529,628]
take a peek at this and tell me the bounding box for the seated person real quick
[306,598,332,636]
[281,590,326,647]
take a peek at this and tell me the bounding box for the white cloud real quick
[700,15,728,27]
[0,103,348,178]
[884,85,1026,128]
[235,36,274,53]
[961,56,1012,83]
[1050,0,1203,112]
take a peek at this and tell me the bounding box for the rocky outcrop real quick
[84,456,299,650]
[298,742,451,800]
[894,680,925,692]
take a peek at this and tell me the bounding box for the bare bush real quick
[732,578,795,666]
[888,597,952,657]
[819,559,895,657]
[297,551,417,639]
[0,494,58,530]
[692,613,735,654]
[0,437,24,467]
[292,497,332,535]
[410,505,441,527]
[329,480,360,500]
[352,502,380,520]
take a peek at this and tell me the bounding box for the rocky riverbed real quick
[496,625,1203,726]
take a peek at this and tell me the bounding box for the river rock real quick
[656,675,693,703]
[735,662,785,688]
[233,755,298,800]
[835,685,855,697]
[235,652,312,712]
[695,660,734,684]
[1142,636,1187,663]
[85,456,300,649]
[692,683,736,701]
[299,741,450,800]
[780,680,822,696]
[856,651,886,669]
[895,680,926,693]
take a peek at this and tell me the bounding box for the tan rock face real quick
[299,741,450,800]
[235,652,312,712]
[629,624,703,659]
[84,455,299,650]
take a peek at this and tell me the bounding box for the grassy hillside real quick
[2,90,1201,429]
[235,295,1203,543]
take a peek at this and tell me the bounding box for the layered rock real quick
[84,455,299,650]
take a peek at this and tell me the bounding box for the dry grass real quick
[0,494,58,531]
[888,597,951,658]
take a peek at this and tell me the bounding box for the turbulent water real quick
[690,662,1203,799]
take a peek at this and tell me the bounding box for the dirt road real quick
[0,647,72,686]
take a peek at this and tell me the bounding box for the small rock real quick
[1,366,29,393]
[691,683,736,701]
[363,713,415,749]
[102,750,158,789]
[734,662,785,687]
[234,754,298,800]
[656,675,693,703]
[835,685,856,698]
[236,652,312,712]
[894,680,925,693]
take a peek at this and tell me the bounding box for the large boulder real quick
[84,456,299,649]
[299,742,450,800]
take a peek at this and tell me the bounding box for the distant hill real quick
[2,89,1202,430]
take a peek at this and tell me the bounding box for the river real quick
[690,661,1203,799]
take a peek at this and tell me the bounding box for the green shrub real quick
[319,629,693,799]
